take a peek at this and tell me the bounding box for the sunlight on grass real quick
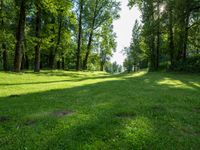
[125,70,147,78]
[0,71,115,98]
[189,82,200,88]
[0,71,200,149]
[122,117,153,147]
[157,78,194,89]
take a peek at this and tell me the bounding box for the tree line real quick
[124,0,200,72]
[0,0,120,72]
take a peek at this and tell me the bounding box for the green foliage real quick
[127,0,200,72]
[173,55,200,73]
[123,20,148,72]
[0,0,120,71]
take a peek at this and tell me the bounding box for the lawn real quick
[0,70,200,150]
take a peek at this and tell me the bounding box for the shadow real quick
[0,75,117,86]
[0,70,118,86]
[0,79,75,86]
[0,71,200,149]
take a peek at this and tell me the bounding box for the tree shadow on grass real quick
[0,71,200,149]
[0,71,115,86]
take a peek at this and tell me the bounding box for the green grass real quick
[0,70,200,150]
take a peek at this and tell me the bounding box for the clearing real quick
[0,70,200,149]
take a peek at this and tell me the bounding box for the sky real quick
[111,0,141,65]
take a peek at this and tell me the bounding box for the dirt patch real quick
[0,116,10,123]
[180,125,200,136]
[24,119,37,126]
[193,107,200,113]
[53,110,74,117]
[115,112,136,119]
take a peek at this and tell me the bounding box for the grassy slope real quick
[0,70,200,150]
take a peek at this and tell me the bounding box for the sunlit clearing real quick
[125,71,147,78]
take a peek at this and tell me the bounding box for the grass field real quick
[0,70,200,150]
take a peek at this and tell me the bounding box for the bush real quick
[174,55,200,73]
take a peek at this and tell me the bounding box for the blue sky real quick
[111,0,141,65]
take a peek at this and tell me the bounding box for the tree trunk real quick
[2,43,8,71]
[83,0,98,70]
[34,0,41,72]
[14,0,26,72]
[57,60,61,69]
[25,53,29,69]
[21,53,25,70]
[61,55,65,70]
[48,17,56,69]
[1,0,8,71]
[150,35,156,71]
[100,61,105,71]
[56,15,62,50]
[183,12,190,60]
[76,0,83,71]
[49,46,55,69]
[155,0,160,70]
[83,30,93,70]
[168,3,175,68]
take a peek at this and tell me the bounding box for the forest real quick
[124,0,200,73]
[1,0,199,73]
[0,0,200,150]
[0,0,120,72]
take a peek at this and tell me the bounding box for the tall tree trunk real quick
[61,54,65,70]
[183,12,190,60]
[168,3,175,68]
[83,0,98,70]
[25,53,29,69]
[57,60,61,69]
[100,61,105,71]
[76,0,83,71]
[150,35,156,70]
[48,18,56,69]
[83,30,93,70]
[14,0,26,72]
[21,52,25,70]
[34,0,41,72]
[53,13,62,70]
[1,0,8,71]
[155,0,160,70]
[2,43,8,71]
[20,42,26,70]
[49,45,55,69]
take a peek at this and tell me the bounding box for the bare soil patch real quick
[0,116,10,123]
[115,112,136,119]
[53,110,74,117]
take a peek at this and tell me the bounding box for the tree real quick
[99,22,116,71]
[82,0,120,70]
[128,0,200,72]
[0,0,7,71]
[14,0,26,72]
[34,0,42,72]
[76,0,84,71]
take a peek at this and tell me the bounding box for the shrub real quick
[174,55,200,73]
